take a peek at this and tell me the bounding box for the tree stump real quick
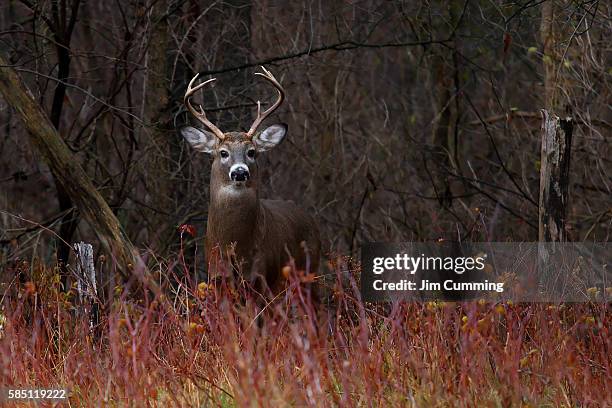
[538,110,573,242]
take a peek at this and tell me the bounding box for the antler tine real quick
[184,73,225,140]
[246,66,285,138]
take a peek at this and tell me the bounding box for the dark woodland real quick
[0,0,610,405]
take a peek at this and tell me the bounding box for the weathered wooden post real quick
[74,242,99,332]
[538,110,573,242]
[537,110,573,299]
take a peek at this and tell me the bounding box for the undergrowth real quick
[0,256,609,407]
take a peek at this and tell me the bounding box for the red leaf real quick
[178,224,196,237]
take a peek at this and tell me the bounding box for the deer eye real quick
[247,148,256,159]
[219,150,229,159]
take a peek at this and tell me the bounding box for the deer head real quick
[180,66,287,193]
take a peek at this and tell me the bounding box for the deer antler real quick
[184,73,225,141]
[246,66,285,139]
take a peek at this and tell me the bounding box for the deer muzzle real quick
[229,164,250,182]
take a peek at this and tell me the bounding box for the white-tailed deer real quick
[180,67,320,295]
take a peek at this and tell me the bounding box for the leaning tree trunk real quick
[0,53,136,277]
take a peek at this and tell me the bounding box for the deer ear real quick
[180,126,217,153]
[254,124,287,151]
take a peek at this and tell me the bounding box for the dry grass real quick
[0,256,609,407]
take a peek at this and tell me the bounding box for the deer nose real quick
[230,165,250,182]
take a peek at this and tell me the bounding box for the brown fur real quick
[182,68,320,297]
[202,132,321,294]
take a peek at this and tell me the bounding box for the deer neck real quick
[207,175,261,257]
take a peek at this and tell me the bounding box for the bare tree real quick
[0,53,136,274]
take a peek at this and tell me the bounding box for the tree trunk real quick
[49,0,82,279]
[142,0,173,250]
[430,55,453,208]
[540,0,557,112]
[540,0,573,114]
[538,110,573,242]
[0,53,136,276]
[217,0,253,129]
[539,1,574,243]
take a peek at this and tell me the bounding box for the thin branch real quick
[198,38,452,76]
[1,66,146,124]
[464,110,610,128]
[464,93,538,206]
